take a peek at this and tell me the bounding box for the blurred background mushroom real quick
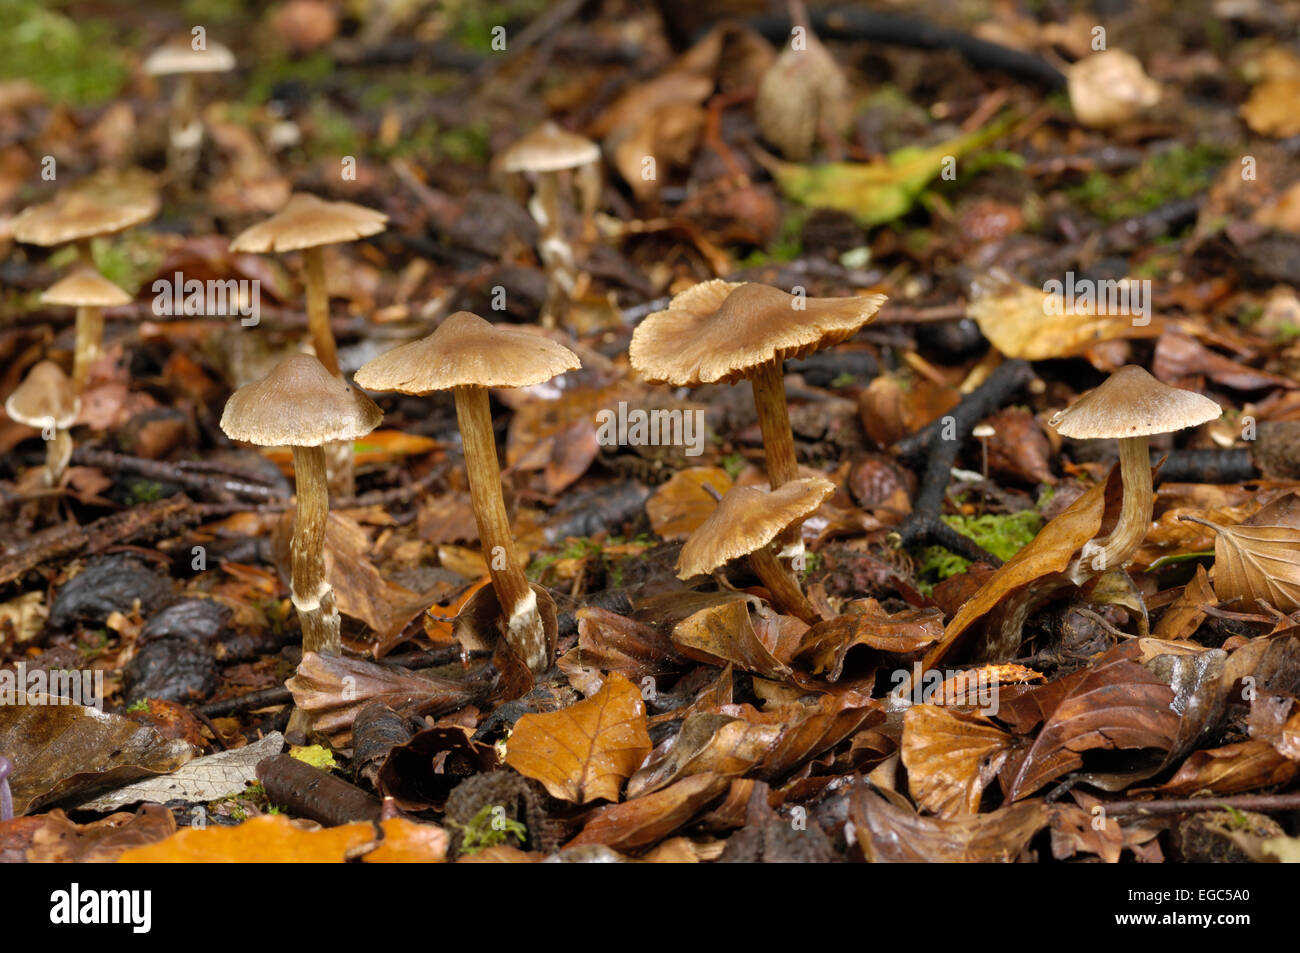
[755,0,849,161]
[4,360,79,488]
[39,269,131,393]
[143,35,235,189]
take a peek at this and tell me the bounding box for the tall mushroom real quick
[355,311,580,673]
[5,361,79,487]
[40,270,132,393]
[630,280,884,551]
[143,37,236,185]
[678,476,834,625]
[1049,364,1221,577]
[229,193,388,495]
[220,354,381,656]
[497,121,601,329]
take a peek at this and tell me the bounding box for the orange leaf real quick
[118,815,377,862]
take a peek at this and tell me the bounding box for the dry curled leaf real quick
[1184,493,1300,612]
[626,712,781,797]
[672,599,793,681]
[118,814,377,863]
[504,672,652,804]
[901,705,1018,817]
[566,772,731,853]
[645,467,734,540]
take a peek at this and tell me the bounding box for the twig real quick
[1103,793,1300,817]
[195,686,294,718]
[71,449,286,502]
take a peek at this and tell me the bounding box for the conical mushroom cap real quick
[12,169,159,246]
[40,270,131,308]
[220,353,382,447]
[630,281,887,386]
[498,121,600,174]
[228,193,388,254]
[355,311,581,394]
[677,475,834,578]
[5,361,78,429]
[1049,364,1222,439]
[144,38,235,75]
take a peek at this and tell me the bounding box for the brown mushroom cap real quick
[220,353,382,447]
[677,475,834,578]
[354,311,581,393]
[5,360,78,429]
[1049,364,1222,440]
[40,270,132,308]
[228,193,388,254]
[143,39,236,76]
[11,169,159,246]
[630,281,887,386]
[498,121,601,174]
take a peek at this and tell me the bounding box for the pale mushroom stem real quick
[167,74,201,184]
[1079,435,1152,573]
[533,171,572,330]
[72,306,103,393]
[454,384,549,672]
[748,545,821,625]
[45,427,72,487]
[289,444,341,656]
[301,245,354,495]
[750,359,804,553]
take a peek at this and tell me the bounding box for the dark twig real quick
[1155,448,1256,485]
[195,686,294,718]
[71,449,286,502]
[1103,793,1300,817]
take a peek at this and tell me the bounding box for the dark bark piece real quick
[49,555,173,630]
[256,754,382,826]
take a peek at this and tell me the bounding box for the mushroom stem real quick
[167,75,202,184]
[289,444,340,656]
[45,427,72,487]
[302,245,339,377]
[533,171,571,330]
[748,544,821,625]
[453,384,549,672]
[750,359,800,490]
[72,306,103,393]
[1079,435,1152,573]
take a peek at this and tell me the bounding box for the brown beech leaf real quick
[1152,564,1218,640]
[1008,659,1180,800]
[377,726,499,812]
[1049,795,1162,864]
[566,772,731,852]
[984,406,1056,485]
[286,652,487,746]
[1147,740,1298,796]
[504,672,652,804]
[901,705,1018,817]
[672,599,794,681]
[748,689,883,781]
[361,818,450,863]
[626,712,782,798]
[850,783,1050,862]
[1183,493,1300,612]
[567,606,683,683]
[1154,328,1299,392]
[26,804,177,862]
[645,467,734,540]
[795,599,944,681]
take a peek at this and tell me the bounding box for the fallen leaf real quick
[118,814,377,862]
[1147,740,1297,796]
[626,712,781,797]
[645,467,734,540]
[1183,493,1300,612]
[362,818,450,863]
[795,599,944,682]
[566,773,730,852]
[901,705,1018,817]
[26,805,177,863]
[672,599,793,681]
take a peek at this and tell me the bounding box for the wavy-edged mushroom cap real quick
[355,311,580,394]
[677,475,834,578]
[631,281,887,387]
[221,353,381,447]
[12,169,159,246]
[144,39,236,76]
[228,193,388,254]
[1049,364,1222,440]
[5,361,79,429]
[498,121,600,174]
[40,270,132,308]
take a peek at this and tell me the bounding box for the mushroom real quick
[12,169,159,266]
[40,270,131,393]
[630,280,885,551]
[143,37,235,184]
[1066,50,1161,129]
[220,353,381,656]
[497,121,601,328]
[755,0,849,161]
[972,422,996,480]
[229,193,388,495]
[1049,364,1221,576]
[355,311,580,673]
[5,361,79,487]
[677,476,834,625]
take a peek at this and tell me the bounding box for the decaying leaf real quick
[118,814,379,862]
[1146,740,1297,796]
[645,467,734,540]
[672,599,793,681]
[1183,493,1300,612]
[504,672,652,804]
[626,712,781,797]
[901,705,1017,817]
[795,599,944,682]
[566,772,731,852]
[26,804,177,863]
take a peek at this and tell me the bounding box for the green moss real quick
[125,698,150,713]
[1067,143,1227,224]
[0,2,129,105]
[454,803,529,855]
[721,453,746,479]
[915,508,1045,593]
[128,480,166,504]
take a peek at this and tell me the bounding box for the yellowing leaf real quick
[902,705,1018,817]
[504,672,652,804]
[118,815,377,863]
[1184,495,1300,612]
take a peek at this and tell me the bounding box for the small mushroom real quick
[229,193,388,495]
[5,361,79,487]
[1066,50,1161,129]
[1049,364,1221,575]
[677,476,834,624]
[143,37,235,184]
[220,354,381,656]
[971,422,996,480]
[355,311,580,673]
[630,280,884,551]
[497,122,601,328]
[40,269,131,393]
